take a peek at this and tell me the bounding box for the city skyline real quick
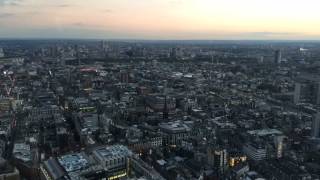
[1,0,320,40]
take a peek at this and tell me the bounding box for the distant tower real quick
[316,82,320,105]
[311,112,320,138]
[275,50,282,64]
[163,96,168,120]
[258,56,264,63]
[100,40,105,50]
[0,48,4,58]
[163,80,169,120]
[170,48,177,59]
[207,147,227,173]
[74,44,81,65]
[274,135,285,158]
[293,83,301,104]
[100,40,108,52]
[294,77,320,105]
[210,55,214,81]
[120,71,129,84]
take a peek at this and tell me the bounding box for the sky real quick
[0,0,320,40]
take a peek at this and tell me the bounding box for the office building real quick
[294,83,302,104]
[247,129,284,159]
[130,155,166,180]
[228,152,247,168]
[0,48,4,58]
[274,50,282,64]
[293,74,320,105]
[0,158,20,180]
[207,147,228,173]
[159,121,192,145]
[311,112,320,138]
[243,142,267,161]
[92,145,132,180]
[41,153,106,180]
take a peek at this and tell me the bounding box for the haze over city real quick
[2,0,320,180]
[1,0,320,40]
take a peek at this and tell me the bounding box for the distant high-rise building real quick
[258,56,264,63]
[170,48,177,59]
[274,135,285,159]
[293,83,301,104]
[293,75,320,105]
[311,112,320,138]
[100,40,109,52]
[120,71,129,83]
[49,45,59,57]
[207,147,227,173]
[243,142,267,161]
[275,50,282,63]
[163,96,169,120]
[0,48,4,58]
[170,47,183,59]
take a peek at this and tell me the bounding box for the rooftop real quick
[247,129,283,136]
[159,121,192,133]
[93,145,132,161]
[58,153,89,173]
[13,143,32,163]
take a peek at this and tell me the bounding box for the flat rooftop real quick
[13,143,32,162]
[58,153,89,173]
[247,129,283,136]
[93,145,132,161]
[159,121,192,133]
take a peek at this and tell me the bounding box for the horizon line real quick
[1,37,320,43]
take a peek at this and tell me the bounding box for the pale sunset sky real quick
[0,0,320,40]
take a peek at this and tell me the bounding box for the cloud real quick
[0,12,15,18]
[0,0,23,6]
[103,9,113,13]
[245,31,301,37]
[0,11,40,19]
[0,26,116,39]
[71,22,107,29]
[56,4,72,8]
[72,22,86,27]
